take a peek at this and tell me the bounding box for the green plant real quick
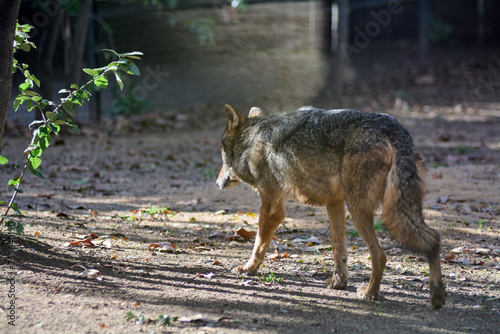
[0,22,142,234]
[346,220,384,238]
[374,219,385,232]
[346,230,359,237]
[259,272,282,284]
[455,146,475,155]
[144,206,174,215]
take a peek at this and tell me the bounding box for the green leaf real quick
[48,123,60,134]
[61,101,75,117]
[9,177,21,187]
[26,99,34,111]
[114,72,124,90]
[101,49,120,58]
[13,98,22,111]
[21,43,31,52]
[15,221,25,234]
[28,164,45,179]
[121,51,144,58]
[94,75,108,89]
[119,60,140,76]
[38,134,51,151]
[83,68,100,77]
[66,122,81,135]
[4,219,16,230]
[38,126,50,137]
[71,84,79,90]
[14,158,26,168]
[33,75,40,87]
[27,146,42,158]
[46,111,57,122]
[0,156,8,164]
[19,81,31,91]
[24,90,41,97]
[11,203,23,216]
[0,200,7,205]
[29,156,42,170]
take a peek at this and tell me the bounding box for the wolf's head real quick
[216,104,264,190]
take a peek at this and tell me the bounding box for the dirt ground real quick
[1,98,499,333]
[1,3,500,333]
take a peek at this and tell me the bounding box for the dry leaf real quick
[196,272,214,279]
[63,237,94,248]
[235,228,256,241]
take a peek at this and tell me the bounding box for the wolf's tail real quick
[381,147,441,259]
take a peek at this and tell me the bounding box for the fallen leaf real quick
[444,253,455,261]
[196,272,214,279]
[178,313,219,324]
[240,279,254,286]
[148,242,177,253]
[72,265,101,279]
[267,253,280,260]
[246,211,257,217]
[176,199,199,206]
[437,196,452,204]
[235,228,256,241]
[63,237,94,248]
[101,239,112,249]
[292,236,321,244]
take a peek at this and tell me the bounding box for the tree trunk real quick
[0,0,22,153]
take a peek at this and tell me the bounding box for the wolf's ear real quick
[248,107,265,118]
[225,104,245,137]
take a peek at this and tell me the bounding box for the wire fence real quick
[9,0,500,126]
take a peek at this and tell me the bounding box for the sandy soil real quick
[0,100,499,333]
[1,3,500,333]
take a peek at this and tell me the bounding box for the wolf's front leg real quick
[232,196,285,275]
[325,200,348,289]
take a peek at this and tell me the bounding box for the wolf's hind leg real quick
[325,200,348,289]
[232,195,285,276]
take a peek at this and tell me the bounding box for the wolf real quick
[216,104,446,310]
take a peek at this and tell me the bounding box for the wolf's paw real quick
[326,274,347,290]
[430,282,446,310]
[357,287,380,301]
[231,265,258,276]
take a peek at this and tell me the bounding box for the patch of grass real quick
[346,230,359,237]
[374,219,385,232]
[455,146,475,155]
[259,272,282,284]
[145,205,174,215]
[346,220,385,237]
